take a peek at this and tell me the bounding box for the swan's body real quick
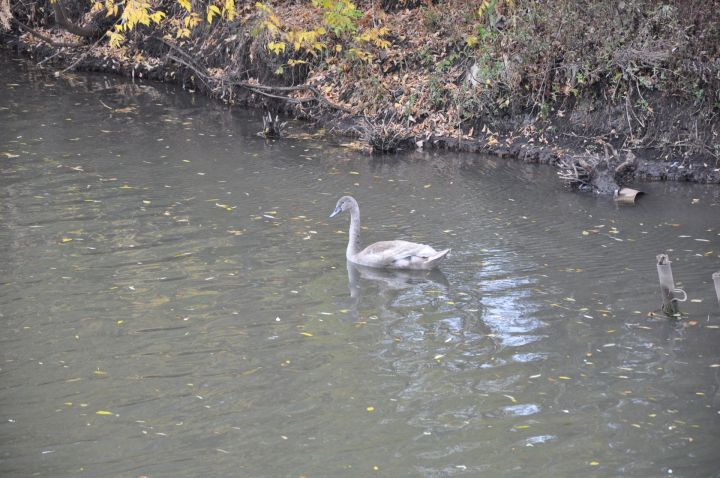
[330,196,450,270]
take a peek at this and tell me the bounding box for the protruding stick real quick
[657,254,682,317]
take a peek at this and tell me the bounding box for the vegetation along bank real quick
[2,0,719,192]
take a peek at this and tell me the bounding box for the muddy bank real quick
[3,0,719,192]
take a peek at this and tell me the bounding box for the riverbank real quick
[3,0,719,190]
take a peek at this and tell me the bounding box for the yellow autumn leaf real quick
[267,41,286,55]
[95,410,113,415]
[107,29,126,48]
[149,11,166,24]
[223,0,236,20]
[207,4,221,23]
[300,332,313,337]
[477,0,490,16]
[184,12,201,28]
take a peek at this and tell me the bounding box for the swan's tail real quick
[424,248,451,268]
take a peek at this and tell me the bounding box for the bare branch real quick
[11,16,83,47]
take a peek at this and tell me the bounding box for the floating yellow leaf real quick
[61,237,73,243]
[514,425,530,429]
[300,332,313,337]
[590,461,599,466]
[95,410,113,415]
[366,406,375,412]
[558,376,572,380]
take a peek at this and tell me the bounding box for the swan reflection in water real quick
[345,261,449,319]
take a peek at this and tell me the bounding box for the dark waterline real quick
[1,56,720,477]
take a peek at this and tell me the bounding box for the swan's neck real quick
[347,204,361,260]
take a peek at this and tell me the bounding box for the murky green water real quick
[2,56,720,477]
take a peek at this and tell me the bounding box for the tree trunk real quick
[52,0,97,38]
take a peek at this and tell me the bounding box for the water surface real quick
[1,56,720,477]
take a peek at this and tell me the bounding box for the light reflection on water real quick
[1,55,720,477]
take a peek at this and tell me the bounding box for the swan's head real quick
[329,196,356,218]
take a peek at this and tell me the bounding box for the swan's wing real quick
[392,248,450,269]
[359,240,438,267]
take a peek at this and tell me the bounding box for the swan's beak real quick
[329,206,342,218]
